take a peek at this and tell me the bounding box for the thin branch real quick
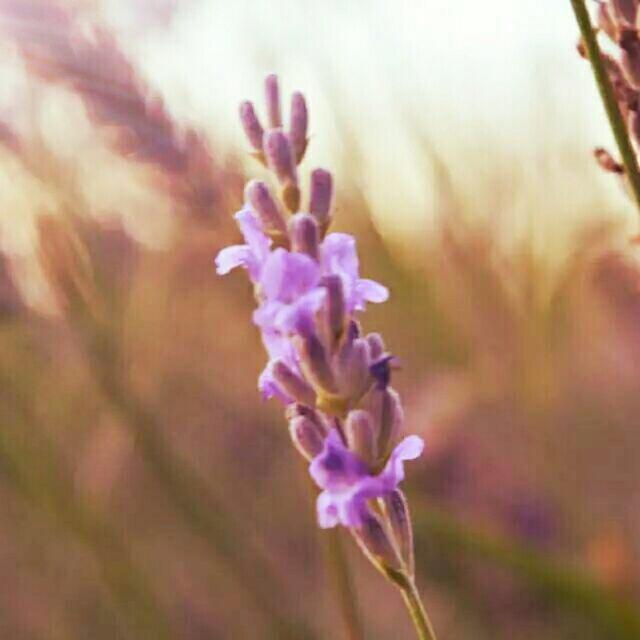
[570,0,640,214]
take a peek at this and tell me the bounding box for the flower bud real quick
[336,337,372,400]
[603,54,637,110]
[265,73,282,128]
[612,0,637,27]
[272,359,316,407]
[353,508,402,574]
[346,319,362,340]
[324,274,346,342]
[594,147,624,174]
[344,410,377,465]
[244,180,287,234]
[263,129,297,186]
[620,35,640,89]
[289,91,308,164]
[309,168,333,230]
[289,415,325,460]
[365,332,385,361]
[286,403,328,433]
[630,110,640,150]
[296,333,337,394]
[382,490,414,577]
[597,2,619,41]
[370,355,396,390]
[239,100,264,152]
[289,213,319,259]
[264,129,300,211]
[363,386,404,460]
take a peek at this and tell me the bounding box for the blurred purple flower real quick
[310,430,424,528]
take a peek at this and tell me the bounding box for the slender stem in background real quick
[0,367,171,640]
[570,0,640,214]
[397,576,438,640]
[323,530,365,640]
[81,313,316,640]
[412,501,640,639]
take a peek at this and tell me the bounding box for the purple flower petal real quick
[380,435,425,488]
[321,233,358,280]
[355,278,389,305]
[317,492,339,528]
[310,429,424,529]
[309,430,368,491]
[260,248,320,303]
[216,208,271,282]
[321,233,388,312]
[253,303,281,333]
[254,298,313,335]
[275,288,327,334]
[316,485,367,529]
[215,245,254,275]
[261,329,299,369]
[258,364,294,404]
[235,207,271,264]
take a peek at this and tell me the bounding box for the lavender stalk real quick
[571,0,640,213]
[217,75,436,640]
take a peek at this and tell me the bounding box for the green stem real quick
[323,530,365,640]
[570,0,640,213]
[397,575,438,640]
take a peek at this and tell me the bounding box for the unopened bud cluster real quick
[217,75,424,579]
[239,74,310,214]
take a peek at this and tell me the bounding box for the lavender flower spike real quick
[216,73,434,639]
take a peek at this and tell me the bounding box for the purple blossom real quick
[258,363,293,404]
[252,249,323,401]
[216,76,426,552]
[309,429,424,528]
[215,208,271,283]
[253,248,326,335]
[258,329,300,403]
[321,233,389,311]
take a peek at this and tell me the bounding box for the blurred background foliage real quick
[0,1,638,638]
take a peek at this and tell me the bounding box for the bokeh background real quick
[0,1,639,638]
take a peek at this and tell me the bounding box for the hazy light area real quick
[98,0,631,249]
[0,1,634,256]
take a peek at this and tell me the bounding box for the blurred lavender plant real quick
[0,0,221,221]
[216,74,436,639]
[574,0,640,210]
